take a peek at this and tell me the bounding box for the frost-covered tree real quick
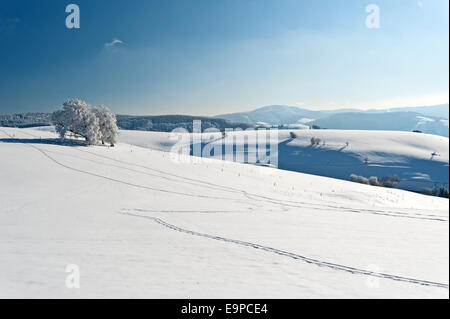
[92,106,118,146]
[52,109,68,138]
[357,175,369,185]
[380,175,399,188]
[52,99,100,145]
[369,176,380,186]
[349,173,358,182]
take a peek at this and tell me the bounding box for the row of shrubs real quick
[422,187,449,198]
[350,174,449,198]
[349,174,399,188]
[290,132,352,148]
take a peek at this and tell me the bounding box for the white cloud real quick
[105,38,124,48]
[417,0,424,8]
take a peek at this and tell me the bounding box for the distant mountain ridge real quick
[216,105,323,125]
[313,112,449,137]
[369,104,449,119]
[1,104,448,136]
[217,104,449,137]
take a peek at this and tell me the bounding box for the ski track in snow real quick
[120,210,449,290]
[1,128,447,223]
[242,193,448,222]
[1,127,449,296]
[0,128,243,202]
[67,140,449,222]
[31,145,242,201]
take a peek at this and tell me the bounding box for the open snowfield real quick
[0,126,448,298]
[118,128,449,192]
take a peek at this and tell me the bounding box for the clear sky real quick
[0,0,448,115]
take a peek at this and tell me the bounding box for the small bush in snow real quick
[289,132,297,138]
[350,174,400,189]
[357,176,369,185]
[310,137,321,145]
[438,187,449,198]
[380,175,399,188]
[422,188,437,196]
[369,176,380,186]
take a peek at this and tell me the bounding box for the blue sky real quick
[0,0,448,115]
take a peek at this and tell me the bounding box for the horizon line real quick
[0,102,448,117]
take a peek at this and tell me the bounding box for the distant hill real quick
[313,112,449,137]
[217,104,449,137]
[117,128,449,193]
[379,104,449,119]
[216,105,324,125]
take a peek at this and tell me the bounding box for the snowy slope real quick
[0,127,448,298]
[118,128,449,192]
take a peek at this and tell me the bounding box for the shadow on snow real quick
[0,138,88,147]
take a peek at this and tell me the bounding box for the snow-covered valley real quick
[118,128,449,193]
[0,127,448,298]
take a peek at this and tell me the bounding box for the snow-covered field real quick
[118,128,449,192]
[0,126,448,298]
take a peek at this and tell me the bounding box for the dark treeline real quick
[0,113,254,132]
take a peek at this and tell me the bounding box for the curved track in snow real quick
[120,210,449,290]
[1,128,447,223]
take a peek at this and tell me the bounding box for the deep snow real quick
[117,128,449,192]
[0,127,448,298]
